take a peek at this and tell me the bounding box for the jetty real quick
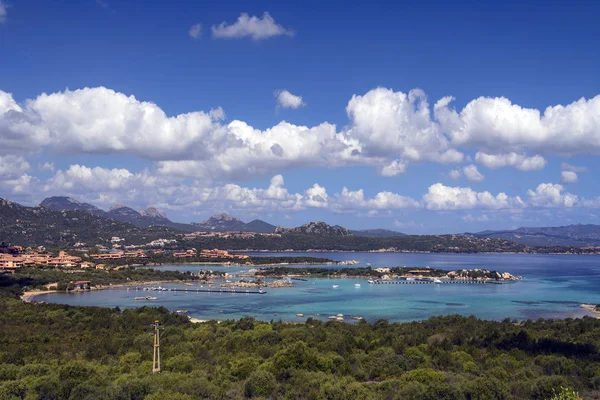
[131,287,267,294]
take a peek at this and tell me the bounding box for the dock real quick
[369,280,504,285]
[129,287,267,294]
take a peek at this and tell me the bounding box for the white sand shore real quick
[580,304,600,319]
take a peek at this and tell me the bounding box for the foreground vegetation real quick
[0,278,598,399]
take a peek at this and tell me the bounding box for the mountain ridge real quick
[469,224,600,246]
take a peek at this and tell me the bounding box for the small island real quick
[256,266,523,282]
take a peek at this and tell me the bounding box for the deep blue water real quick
[34,252,600,323]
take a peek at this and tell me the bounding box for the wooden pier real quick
[129,287,267,294]
[369,280,504,285]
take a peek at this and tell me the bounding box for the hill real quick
[40,197,197,232]
[469,224,600,246]
[275,222,353,236]
[39,196,106,217]
[1,198,178,247]
[352,228,406,237]
[192,213,276,233]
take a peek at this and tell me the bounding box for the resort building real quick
[91,250,147,260]
[199,249,250,260]
[173,249,197,258]
[0,251,82,271]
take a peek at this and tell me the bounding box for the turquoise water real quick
[33,252,600,323]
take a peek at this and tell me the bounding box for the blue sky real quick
[1,0,600,233]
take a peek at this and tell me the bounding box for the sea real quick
[33,252,600,323]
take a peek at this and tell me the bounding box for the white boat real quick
[332,284,339,289]
[296,314,304,317]
[134,296,158,301]
[368,280,375,284]
[433,279,442,284]
[354,283,361,288]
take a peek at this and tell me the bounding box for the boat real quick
[134,296,158,301]
[327,316,337,320]
[176,309,188,314]
[337,314,344,317]
[354,283,361,288]
[332,284,339,289]
[433,279,442,284]
[296,314,304,317]
[368,279,375,284]
[352,316,363,320]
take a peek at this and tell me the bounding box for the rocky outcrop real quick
[275,222,353,237]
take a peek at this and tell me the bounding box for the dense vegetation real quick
[181,233,531,253]
[0,291,598,399]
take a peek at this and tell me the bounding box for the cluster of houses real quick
[198,249,250,260]
[0,251,87,272]
[181,231,279,240]
[172,248,249,260]
[90,250,147,260]
[0,242,250,273]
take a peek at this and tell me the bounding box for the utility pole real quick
[152,320,161,373]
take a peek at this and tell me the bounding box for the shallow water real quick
[34,252,600,323]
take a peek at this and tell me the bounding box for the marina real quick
[32,252,600,323]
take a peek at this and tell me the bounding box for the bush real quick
[244,370,277,398]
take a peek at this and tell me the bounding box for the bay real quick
[33,252,600,323]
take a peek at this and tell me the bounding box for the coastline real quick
[20,279,200,303]
[580,304,600,319]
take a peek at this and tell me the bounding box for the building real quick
[1,251,82,270]
[173,249,197,258]
[199,249,250,260]
[90,250,147,260]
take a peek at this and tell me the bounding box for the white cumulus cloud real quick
[422,183,524,210]
[379,160,407,177]
[335,187,419,211]
[560,170,578,184]
[462,164,484,182]
[211,12,294,40]
[275,90,304,109]
[4,85,600,185]
[188,23,202,39]
[0,0,6,23]
[448,169,461,180]
[527,183,578,208]
[435,95,600,155]
[343,88,463,163]
[561,162,588,173]
[0,155,30,179]
[475,152,546,171]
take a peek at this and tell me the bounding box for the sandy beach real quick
[580,304,600,319]
[20,279,203,303]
